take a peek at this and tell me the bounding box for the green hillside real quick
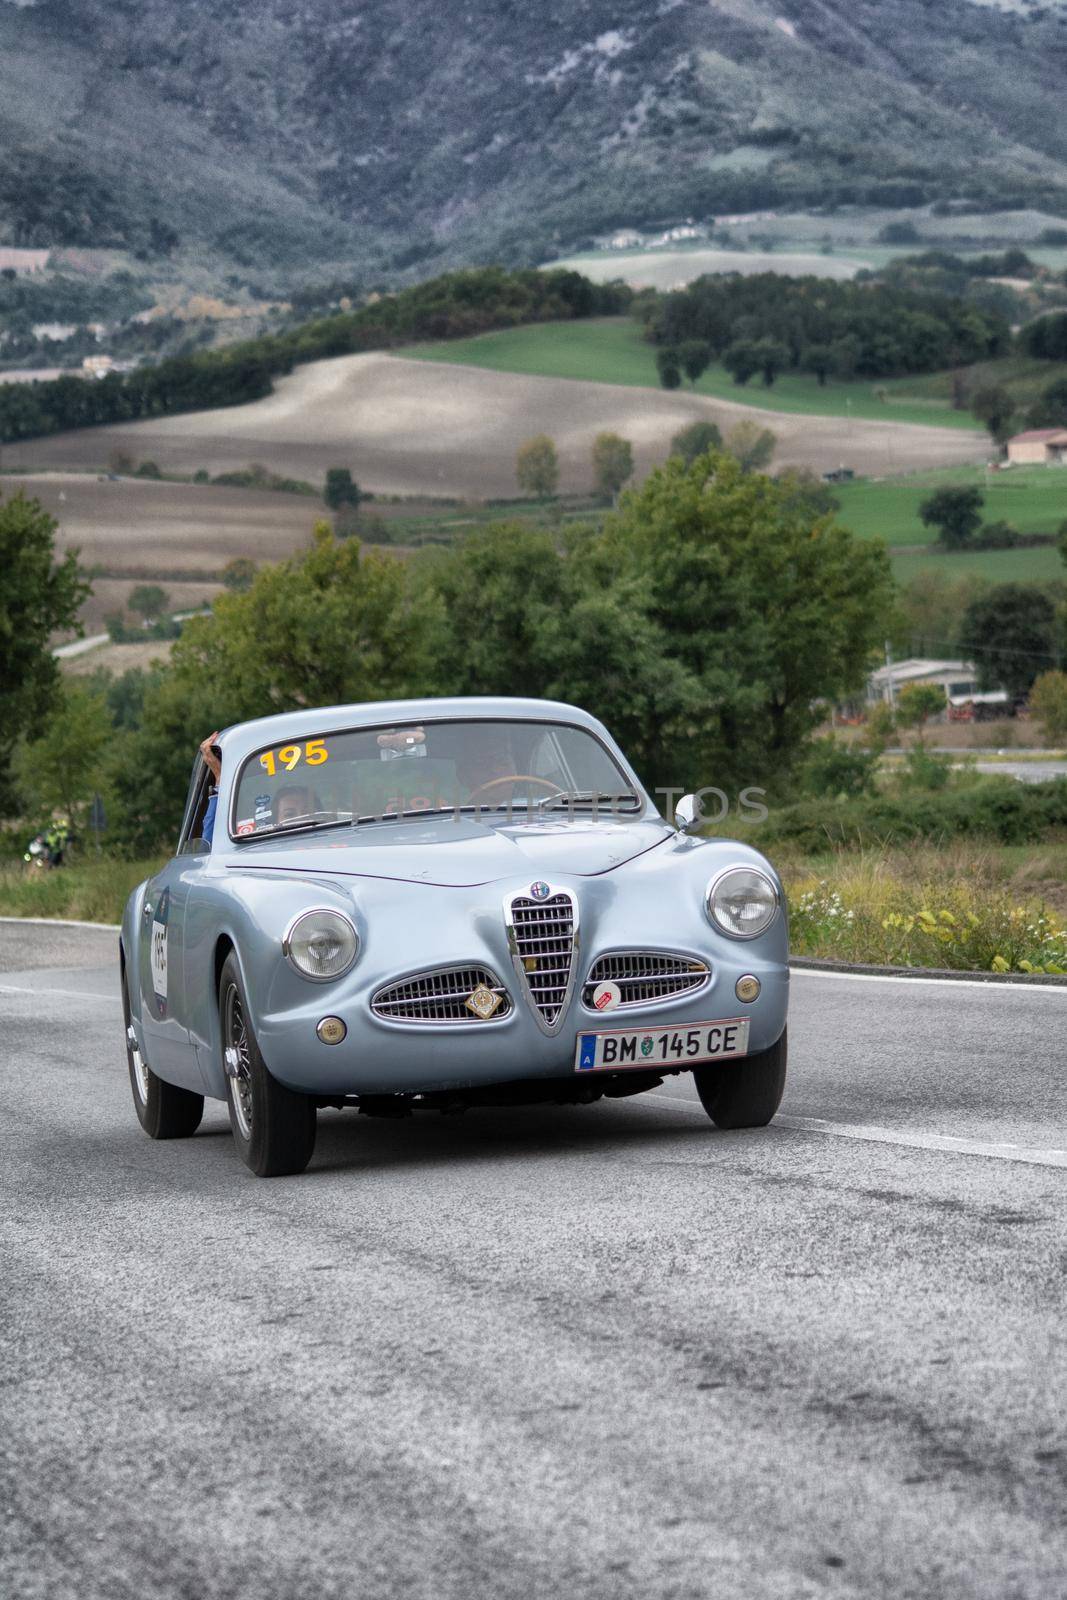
[834,465,1067,545]
[405,319,985,430]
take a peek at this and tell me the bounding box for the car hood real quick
[226,815,673,887]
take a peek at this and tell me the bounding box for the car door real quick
[137,758,210,1091]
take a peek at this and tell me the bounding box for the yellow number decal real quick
[260,740,328,777]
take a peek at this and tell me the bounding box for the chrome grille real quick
[507,892,577,1030]
[371,966,511,1023]
[583,951,710,1009]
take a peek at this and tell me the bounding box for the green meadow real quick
[406,317,985,430]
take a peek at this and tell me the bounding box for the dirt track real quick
[10,353,987,498]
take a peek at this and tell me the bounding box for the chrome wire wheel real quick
[224,981,254,1141]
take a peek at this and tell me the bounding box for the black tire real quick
[693,1028,787,1130]
[122,967,204,1139]
[219,952,316,1177]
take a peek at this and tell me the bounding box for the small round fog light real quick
[735,975,761,1003]
[316,1016,347,1046]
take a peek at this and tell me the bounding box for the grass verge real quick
[779,842,1067,974]
[0,857,163,924]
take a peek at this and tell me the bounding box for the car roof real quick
[216,696,611,764]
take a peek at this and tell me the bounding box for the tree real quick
[0,493,88,811]
[128,584,169,624]
[895,682,946,745]
[516,434,559,499]
[1029,671,1067,745]
[801,344,836,387]
[413,523,567,699]
[591,452,894,789]
[324,466,362,510]
[655,348,682,390]
[591,432,634,502]
[862,701,897,753]
[12,679,112,832]
[754,338,789,387]
[1027,377,1067,430]
[679,341,712,386]
[918,485,984,550]
[774,467,840,519]
[971,385,1015,446]
[723,421,776,475]
[958,583,1057,701]
[879,221,921,245]
[722,341,760,386]
[670,420,722,466]
[221,557,256,592]
[135,460,162,480]
[114,525,438,849]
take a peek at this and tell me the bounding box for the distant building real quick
[1006,428,1067,466]
[608,231,643,250]
[82,353,115,377]
[0,247,49,276]
[867,658,981,707]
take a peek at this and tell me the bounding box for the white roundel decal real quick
[591,980,622,1013]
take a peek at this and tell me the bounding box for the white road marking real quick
[649,1092,1067,1170]
[0,915,120,931]
[0,983,116,1003]
[790,967,1066,995]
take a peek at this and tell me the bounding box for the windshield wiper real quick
[535,789,640,814]
[245,812,353,839]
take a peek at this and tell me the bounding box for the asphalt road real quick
[2,923,1065,1600]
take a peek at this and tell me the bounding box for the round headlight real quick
[283,909,358,981]
[706,867,779,940]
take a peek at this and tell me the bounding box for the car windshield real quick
[230,718,640,839]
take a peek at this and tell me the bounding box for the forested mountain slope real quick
[2,0,1066,283]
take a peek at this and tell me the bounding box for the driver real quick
[199,734,316,846]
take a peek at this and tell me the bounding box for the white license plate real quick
[574,1017,750,1072]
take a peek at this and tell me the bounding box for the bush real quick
[800,736,879,798]
[1030,671,1067,745]
[899,747,952,791]
[755,777,1067,852]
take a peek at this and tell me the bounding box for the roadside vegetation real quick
[781,844,1067,975]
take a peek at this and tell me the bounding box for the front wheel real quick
[219,953,316,1177]
[693,1028,787,1129]
[122,968,203,1139]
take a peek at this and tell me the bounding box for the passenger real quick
[199,732,222,845]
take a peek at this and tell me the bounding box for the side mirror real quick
[674,793,700,832]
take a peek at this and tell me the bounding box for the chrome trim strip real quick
[582,947,712,1011]
[370,963,512,1026]
[503,884,580,1036]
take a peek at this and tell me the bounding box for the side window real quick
[177,760,212,855]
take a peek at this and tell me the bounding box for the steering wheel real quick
[467,774,560,805]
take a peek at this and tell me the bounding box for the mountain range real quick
[1,0,1066,288]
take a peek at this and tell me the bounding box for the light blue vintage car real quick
[121,697,789,1176]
